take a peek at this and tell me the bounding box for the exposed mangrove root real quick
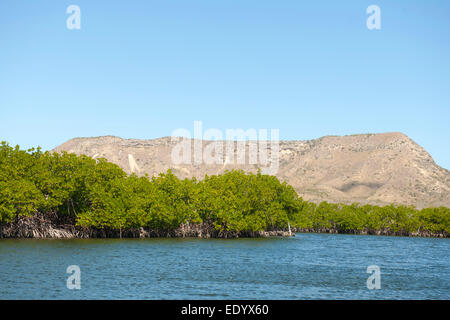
[0,214,293,239]
[292,227,448,238]
[1,213,446,239]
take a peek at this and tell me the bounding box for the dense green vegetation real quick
[0,142,448,237]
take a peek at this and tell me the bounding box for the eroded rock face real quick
[52,132,450,208]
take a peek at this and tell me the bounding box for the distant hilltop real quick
[53,132,450,209]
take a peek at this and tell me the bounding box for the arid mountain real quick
[52,133,450,208]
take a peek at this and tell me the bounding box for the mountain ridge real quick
[52,132,450,209]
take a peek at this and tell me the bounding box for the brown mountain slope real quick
[52,132,450,208]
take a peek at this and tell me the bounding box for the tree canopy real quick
[0,141,448,236]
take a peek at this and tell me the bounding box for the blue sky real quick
[0,0,449,169]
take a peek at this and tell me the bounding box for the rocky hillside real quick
[52,133,450,208]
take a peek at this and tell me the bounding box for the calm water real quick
[0,233,449,299]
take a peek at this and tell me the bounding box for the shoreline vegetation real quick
[0,142,448,239]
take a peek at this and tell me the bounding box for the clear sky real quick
[1,0,449,169]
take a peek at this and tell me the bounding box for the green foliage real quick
[195,170,302,232]
[291,201,449,235]
[0,141,448,236]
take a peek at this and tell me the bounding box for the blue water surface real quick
[0,233,448,299]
